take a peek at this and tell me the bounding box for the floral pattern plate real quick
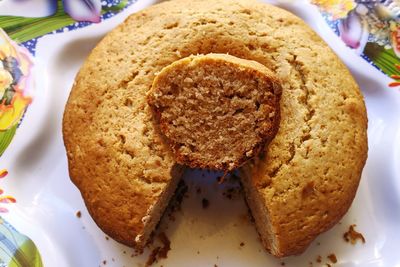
[0,0,399,266]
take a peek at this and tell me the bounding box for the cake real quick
[147,53,282,171]
[62,0,368,257]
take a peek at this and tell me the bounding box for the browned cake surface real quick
[148,54,281,171]
[62,0,367,256]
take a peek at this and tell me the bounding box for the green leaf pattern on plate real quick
[0,217,43,267]
[0,125,17,157]
[0,2,75,43]
[0,0,129,43]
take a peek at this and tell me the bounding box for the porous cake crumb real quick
[148,54,281,171]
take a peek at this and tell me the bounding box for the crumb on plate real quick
[327,253,337,264]
[343,224,366,244]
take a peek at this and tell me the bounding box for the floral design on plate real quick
[0,0,136,157]
[0,30,33,156]
[0,216,43,267]
[0,1,137,265]
[311,0,400,87]
[0,169,16,213]
[0,0,101,22]
[0,0,136,54]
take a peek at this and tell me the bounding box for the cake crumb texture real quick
[148,54,281,171]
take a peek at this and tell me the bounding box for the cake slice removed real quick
[147,54,282,171]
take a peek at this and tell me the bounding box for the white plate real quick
[1,1,400,266]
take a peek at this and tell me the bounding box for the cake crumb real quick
[281,262,285,266]
[76,211,81,218]
[145,247,160,266]
[102,260,106,265]
[145,233,171,266]
[239,242,245,247]
[158,232,171,259]
[105,236,109,240]
[222,186,243,200]
[202,198,209,209]
[316,255,322,263]
[343,224,365,244]
[327,253,337,264]
[214,265,218,267]
[132,247,143,257]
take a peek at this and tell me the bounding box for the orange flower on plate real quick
[0,169,16,213]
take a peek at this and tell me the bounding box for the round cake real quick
[148,53,282,171]
[62,0,368,257]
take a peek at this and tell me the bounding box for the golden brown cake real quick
[62,0,368,257]
[148,53,282,171]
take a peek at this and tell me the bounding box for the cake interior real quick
[148,55,280,171]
